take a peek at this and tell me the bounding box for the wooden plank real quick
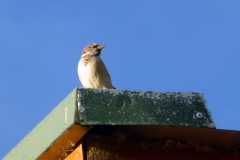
[38,124,91,160]
[86,134,238,160]
[64,144,83,160]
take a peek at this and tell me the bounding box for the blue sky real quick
[1,1,240,158]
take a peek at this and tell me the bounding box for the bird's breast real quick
[78,56,113,88]
[78,59,96,88]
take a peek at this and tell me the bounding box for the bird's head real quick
[82,43,105,56]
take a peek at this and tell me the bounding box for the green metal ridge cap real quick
[3,88,80,160]
[77,88,215,128]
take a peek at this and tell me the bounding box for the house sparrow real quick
[78,43,115,89]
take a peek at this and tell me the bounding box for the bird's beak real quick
[97,45,105,50]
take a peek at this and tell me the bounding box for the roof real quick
[4,88,239,159]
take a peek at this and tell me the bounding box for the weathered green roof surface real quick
[3,88,215,160]
[77,88,215,127]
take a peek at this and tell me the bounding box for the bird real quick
[78,43,115,89]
